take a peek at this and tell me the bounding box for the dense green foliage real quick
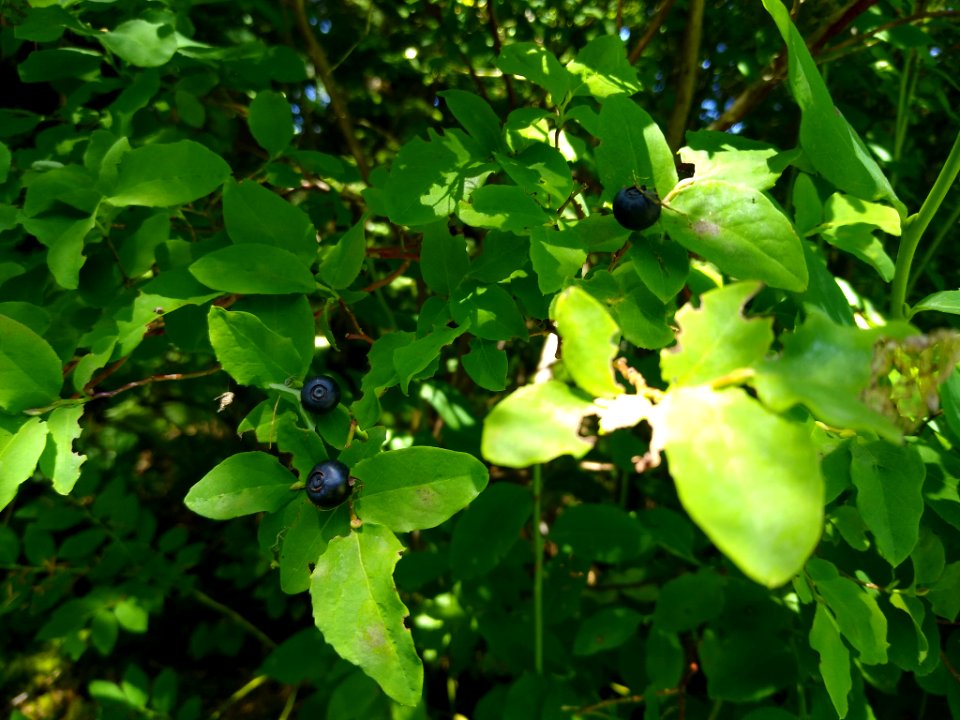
[2,1,960,718]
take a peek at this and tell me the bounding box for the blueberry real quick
[613,185,661,231]
[306,459,352,509]
[300,375,341,414]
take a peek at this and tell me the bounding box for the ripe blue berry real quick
[301,375,341,414]
[306,459,352,509]
[613,186,661,231]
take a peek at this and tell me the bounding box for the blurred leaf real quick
[100,19,177,68]
[810,604,851,718]
[551,503,646,563]
[653,570,724,632]
[573,607,643,655]
[248,90,294,156]
[450,483,531,580]
[310,524,423,706]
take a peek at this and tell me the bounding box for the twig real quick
[339,298,374,344]
[89,365,222,400]
[289,0,370,182]
[361,259,411,293]
[486,0,516,107]
[192,589,277,650]
[665,0,705,152]
[629,0,679,64]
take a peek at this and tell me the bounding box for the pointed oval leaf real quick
[0,418,48,511]
[189,243,315,294]
[661,179,808,292]
[248,90,294,156]
[0,314,63,413]
[318,220,366,290]
[310,524,423,706]
[553,286,622,398]
[481,380,595,468]
[108,140,230,207]
[208,306,304,388]
[185,451,297,519]
[352,447,488,532]
[655,387,823,587]
[851,440,925,568]
[223,179,317,265]
[810,604,851,719]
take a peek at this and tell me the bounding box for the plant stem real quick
[210,675,271,719]
[533,463,544,675]
[907,199,960,296]
[890,129,960,319]
[192,589,277,650]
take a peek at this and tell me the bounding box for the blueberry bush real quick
[2,1,960,718]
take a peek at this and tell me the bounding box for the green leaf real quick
[680,131,786,191]
[627,235,690,303]
[189,244,315,294]
[573,607,643,656]
[0,418,48,511]
[248,90,294,156]
[566,35,643,98]
[850,440,925,568]
[806,558,888,664]
[661,179,808,292]
[461,338,508,392]
[208,306,305,388]
[497,42,573,102]
[458,185,549,233]
[482,381,595,467]
[550,503,646,563]
[553,286,622,398]
[185,451,296,519]
[394,325,467,394]
[353,447,489,532]
[912,290,960,317]
[18,48,101,82]
[278,496,351,594]
[496,143,573,208]
[310,524,423,706]
[450,482,531,580]
[420,222,470,296]
[529,226,587,295]
[19,213,97,290]
[439,90,503,155]
[928,562,960,621]
[810,604,851,719]
[761,0,900,209]
[222,179,317,265]
[595,94,678,200]
[108,140,230,207]
[99,19,178,68]
[384,131,488,226]
[655,387,823,587]
[0,315,63,413]
[45,406,86,495]
[451,283,527,341]
[317,220,366,290]
[754,309,901,441]
[660,282,772,386]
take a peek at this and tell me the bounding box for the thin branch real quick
[339,298,374,344]
[289,0,370,182]
[628,0,679,65]
[361,259,411,293]
[666,0,705,151]
[486,0,516,107]
[89,365,222,400]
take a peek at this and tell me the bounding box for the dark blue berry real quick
[613,186,661,231]
[306,459,352,509]
[300,375,341,414]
